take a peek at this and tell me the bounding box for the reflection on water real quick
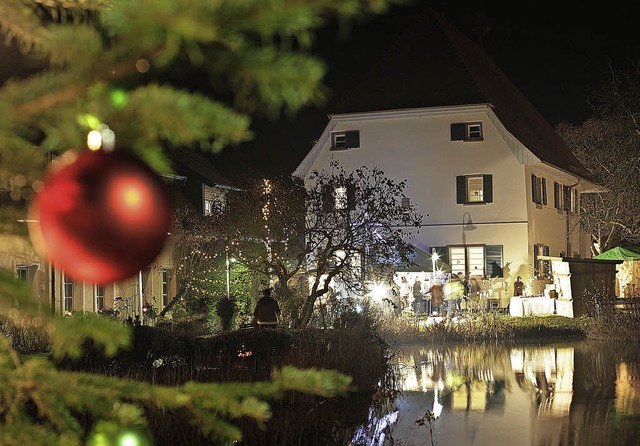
[352,341,640,446]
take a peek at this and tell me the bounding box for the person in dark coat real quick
[430,281,444,316]
[253,288,281,328]
[514,276,524,296]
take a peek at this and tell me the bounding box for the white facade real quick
[294,105,593,302]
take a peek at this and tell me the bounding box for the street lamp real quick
[431,248,439,284]
[461,211,477,276]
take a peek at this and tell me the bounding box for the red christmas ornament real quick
[30,150,172,284]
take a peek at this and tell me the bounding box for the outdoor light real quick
[369,282,389,302]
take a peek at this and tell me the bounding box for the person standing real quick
[412,277,423,313]
[399,276,410,310]
[253,288,281,328]
[514,276,524,296]
[444,274,464,317]
[430,280,444,316]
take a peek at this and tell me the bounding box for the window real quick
[162,270,169,306]
[322,183,355,211]
[449,245,486,277]
[335,186,348,210]
[554,182,562,209]
[456,174,493,204]
[204,199,215,216]
[571,188,579,213]
[563,185,571,212]
[203,186,226,216]
[531,174,547,205]
[401,197,411,211]
[63,274,73,314]
[533,244,550,278]
[485,245,503,278]
[95,284,105,311]
[450,122,483,141]
[16,265,28,282]
[331,130,360,150]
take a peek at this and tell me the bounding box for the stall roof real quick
[593,246,640,261]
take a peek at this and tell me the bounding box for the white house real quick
[293,9,596,304]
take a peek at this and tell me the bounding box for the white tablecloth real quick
[509,296,555,316]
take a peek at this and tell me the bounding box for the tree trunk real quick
[159,282,191,318]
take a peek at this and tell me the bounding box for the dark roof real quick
[169,145,237,189]
[332,9,591,180]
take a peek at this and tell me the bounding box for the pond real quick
[352,341,640,446]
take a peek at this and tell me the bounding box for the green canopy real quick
[594,246,640,261]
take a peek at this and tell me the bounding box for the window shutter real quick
[554,182,561,209]
[533,244,539,277]
[531,174,538,203]
[345,130,360,149]
[541,178,547,205]
[451,123,466,141]
[346,182,356,210]
[322,185,333,213]
[563,186,571,211]
[456,176,466,204]
[485,245,503,278]
[483,174,493,203]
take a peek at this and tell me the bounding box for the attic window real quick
[451,122,483,141]
[331,130,360,150]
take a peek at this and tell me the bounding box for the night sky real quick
[211,1,640,178]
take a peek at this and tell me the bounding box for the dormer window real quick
[451,122,483,141]
[331,130,360,150]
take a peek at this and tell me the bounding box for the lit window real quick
[335,186,348,210]
[162,270,169,306]
[457,175,493,204]
[467,176,484,202]
[449,246,487,277]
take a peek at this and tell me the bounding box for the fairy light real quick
[87,130,102,150]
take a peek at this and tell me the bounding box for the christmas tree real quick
[0,0,393,443]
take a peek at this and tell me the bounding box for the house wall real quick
[296,106,590,298]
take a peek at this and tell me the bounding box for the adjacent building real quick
[1,147,235,319]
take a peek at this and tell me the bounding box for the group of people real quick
[393,273,469,316]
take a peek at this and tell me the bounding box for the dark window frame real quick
[456,174,493,204]
[451,122,484,141]
[331,130,360,150]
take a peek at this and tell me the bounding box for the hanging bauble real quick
[30,149,171,284]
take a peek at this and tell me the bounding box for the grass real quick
[379,311,589,344]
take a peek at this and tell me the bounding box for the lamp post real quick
[431,248,439,284]
[461,211,476,277]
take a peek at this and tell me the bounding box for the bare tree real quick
[557,62,640,255]
[558,118,640,255]
[217,161,423,328]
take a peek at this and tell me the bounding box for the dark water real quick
[352,341,640,446]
